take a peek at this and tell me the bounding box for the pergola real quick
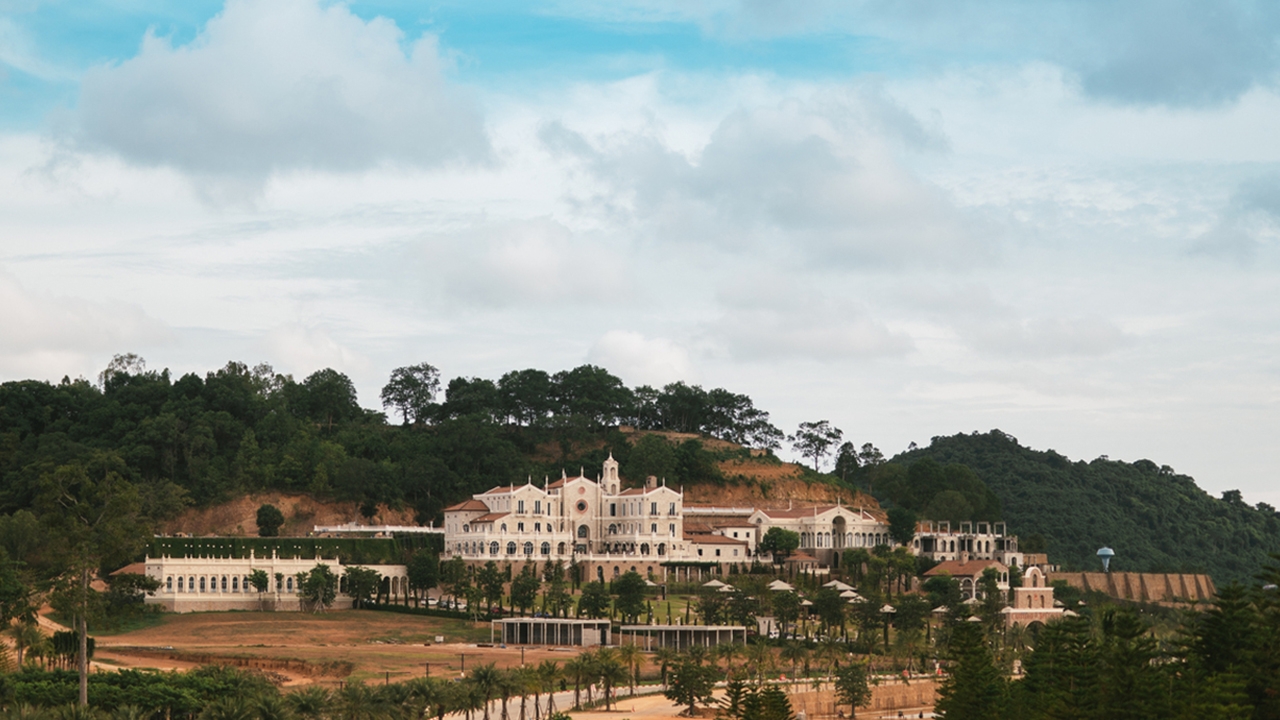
[618,624,748,650]
[495,618,612,646]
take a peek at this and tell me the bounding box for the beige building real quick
[131,551,408,612]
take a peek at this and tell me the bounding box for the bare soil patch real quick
[161,494,417,537]
[95,610,587,686]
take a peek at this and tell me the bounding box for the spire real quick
[561,469,567,479]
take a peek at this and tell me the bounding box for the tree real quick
[344,566,382,609]
[611,571,647,624]
[759,527,800,563]
[834,663,870,718]
[578,582,611,619]
[772,591,801,638]
[834,441,860,483]
[248,569,270,610]
[296,564,339,612]
[664,658,716,716]
[541,561,571,617]
[298,368,361,430]
[37,456,149,707]
[935,623,1006,720]
[381,363,441,425]
[478,561,506,612]
[407,551,439,607]
[256,504,285,537]
[510,564,541,615]
[886,507,917,546]
[788,421,843,471]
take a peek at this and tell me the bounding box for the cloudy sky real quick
[3,0,1279,504]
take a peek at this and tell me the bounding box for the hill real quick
[888,430,1280,584]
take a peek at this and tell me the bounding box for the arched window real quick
[640,543,650,555]
[657,543,666,556]
[166,576,173,591]
[177,577,184,592]
[557,542,566,554]
[523,542,534,555]
[651,523,657,533]
[613,566,620,576]
[286,577,294,592]
[507,542,517,555]
[190,576,196,592]
[608,524,618,534]
[541,542,551,555]
[199,577,206,592]
[501,524,507,533]
[221,576,228,592]
[490,541,500,554]
[577,525,589,538]
[232,576,239,592]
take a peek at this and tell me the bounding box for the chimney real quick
[646,475,657,490]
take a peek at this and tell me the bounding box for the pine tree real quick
[935,622,1006,720]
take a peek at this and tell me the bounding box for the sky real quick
[2,0,1280,505]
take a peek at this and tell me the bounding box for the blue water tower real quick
[1097,546,1115,572]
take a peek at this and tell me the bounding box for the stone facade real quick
[133,552,409,612]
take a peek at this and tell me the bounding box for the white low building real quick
[131,550,408,612]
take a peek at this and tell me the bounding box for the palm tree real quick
[746,640,775,683]
[616,643,644,696]
[653,646,678,686]
[286,686,330,720]
[780,641,808,679]
[252,693,295,720]
[469,663,503,720]
[535,660,561,719]
[10,621,43,668]
[199,696,256,720]
[593,648,629,711]
[562,656,588,710]
[715,642,744,677]
[497,668,520,720]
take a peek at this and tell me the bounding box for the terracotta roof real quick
[444,499,490,512]
[924,559,1008,578]
[618,488,646,496]
[472,513,510,523]
[685,534,748,546]
[112,562,147,576]
[786,552,818,562]
[547,479,566,489]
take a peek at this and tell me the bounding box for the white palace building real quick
[440,455,987,582]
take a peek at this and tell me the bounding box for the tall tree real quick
[788,421,843,471]
[37,455,149,707]
[381,363,441,425]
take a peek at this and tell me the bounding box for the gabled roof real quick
[618,488,646,496]
[924,559,1008,578]
[112,562,147,576]
[444,499,490,512]
[472,513,510,523]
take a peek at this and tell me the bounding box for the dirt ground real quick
[160,494,420,537]
[93,610,583,686]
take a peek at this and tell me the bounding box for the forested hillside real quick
[0,356,782,528]
[886,431,1280,583]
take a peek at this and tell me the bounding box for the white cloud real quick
[427,218,629,308]
[72,0,489,195]
[706,278,911,361]
[0,269,170,379]
[262,323,371,380]
[542,87,988,268]
[588,330,693,386]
